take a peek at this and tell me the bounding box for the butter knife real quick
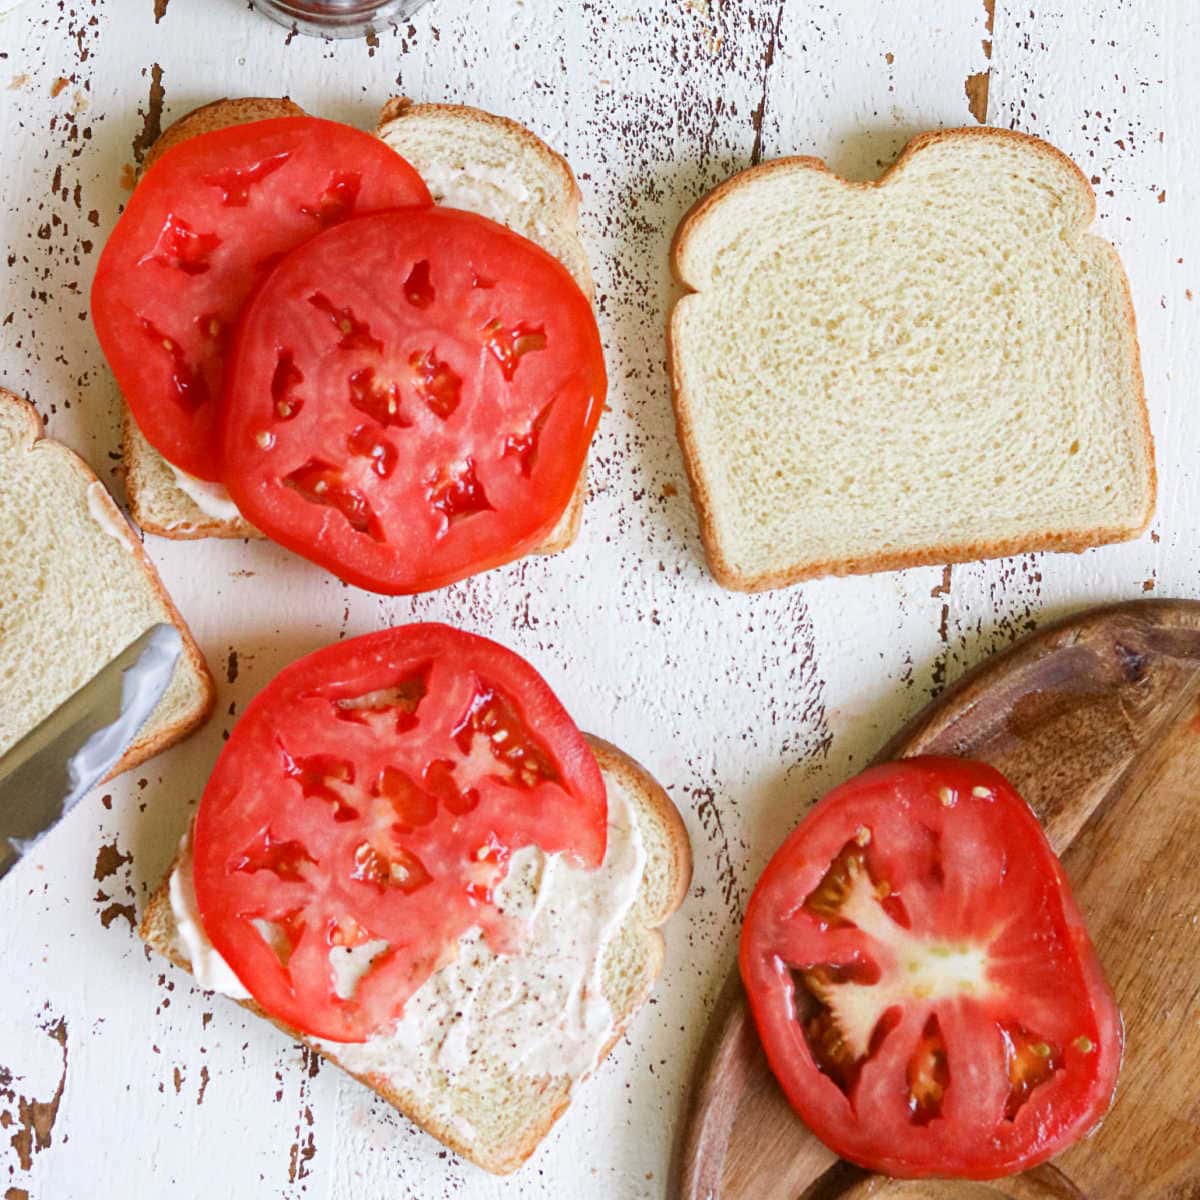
[0,623,183,881]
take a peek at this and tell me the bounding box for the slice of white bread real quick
[0,388,214,770]
[669,127,1156,591]
[139,736,691,1174]
[122,96,593,555]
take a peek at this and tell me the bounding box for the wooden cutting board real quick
[673,600,1200,1200]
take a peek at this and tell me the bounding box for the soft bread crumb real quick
[670,128,1155,591]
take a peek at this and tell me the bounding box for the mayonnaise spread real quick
[417,159,533,227]
[167,465,242,522]
[85,481,137,552]
[167,776,645,1093]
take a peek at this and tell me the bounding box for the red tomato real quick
[91,117,430,480]
[740,757,1121,1179]
[219,208,606,594]
[191,623,606,1043]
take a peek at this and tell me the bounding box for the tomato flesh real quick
[739,757,1122,1179]
[220,208,606,594]
[91,117,430,480]
[191,624,606,1043]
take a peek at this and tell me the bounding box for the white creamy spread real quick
[167,779,645,1091]
[85,481,136,552]
[167,465,242,522]
[415,158,533,227]
[169,833,251,1000]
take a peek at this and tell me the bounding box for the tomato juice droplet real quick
[346,424,399,479]
[1000,1022,1064,1120]
[347,367,411,428]
[283,461,386,542]
[503,402,554,477]
[301,171,363,227]
[410,348,462,419]
[452,684,559,788]
[482,319,547,380]
[202,152,291,207]
[403,259,435,308]
[308,292,382,351]
[271,347,306,420]
[907,1015,951,1124]
[229,829,315,882]
[140,317,210,411]
[282,747,361,819]
[140,213,222,275]
[331,666,430,730]
[351,842,431,893]
[429,459,493,529]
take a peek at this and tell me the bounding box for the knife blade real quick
[0,623,183,882]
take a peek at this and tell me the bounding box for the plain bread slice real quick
[0,388,214,771]
[669,127,1155,591]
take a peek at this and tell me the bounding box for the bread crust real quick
[122,408,259,539]
[123,96,592,558]
[668,126,1156,592]
[0,388,215,773]
[141,95,306,173]
[138,735,690,1174]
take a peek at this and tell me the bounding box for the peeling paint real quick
[98,900,136,929]
[93,839,131,881]
[130,63,165,164]
[285,1048,321,1191]
[965,0,995,122]
[0,1017,68,1179]
[749,2,786,166]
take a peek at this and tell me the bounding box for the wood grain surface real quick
[674,600,1200,1200]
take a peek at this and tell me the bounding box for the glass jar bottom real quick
[252,0,429,38]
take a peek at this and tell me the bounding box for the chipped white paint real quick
[0,2,1193,1197]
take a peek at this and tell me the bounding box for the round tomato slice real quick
[740,757,1121,1179]
[191,623,606,1043]
[219,208,606,594]
[91,117,430,480]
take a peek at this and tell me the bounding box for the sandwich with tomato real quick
[92,97,605,594]
[740,758,1122,1179]
[139,623,691,1173]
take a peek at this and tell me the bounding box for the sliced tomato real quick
[219,208,605,594]
[739,757,1121,1179]
[191,623,605,1043]
[91,117,430,480]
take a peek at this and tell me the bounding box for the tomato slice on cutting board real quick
[191,623,606,1043]
[91,117,431,480]
[219,208,606,594]
[740,757,1122,1179]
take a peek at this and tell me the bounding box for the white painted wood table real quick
[0,1,1193,1197]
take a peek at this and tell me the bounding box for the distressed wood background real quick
[0,1,1192,1197]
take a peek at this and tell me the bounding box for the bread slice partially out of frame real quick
[139,736,691,1174]
[122,96,592,555]
[0,388,214,770]
[669,126,1156,592]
